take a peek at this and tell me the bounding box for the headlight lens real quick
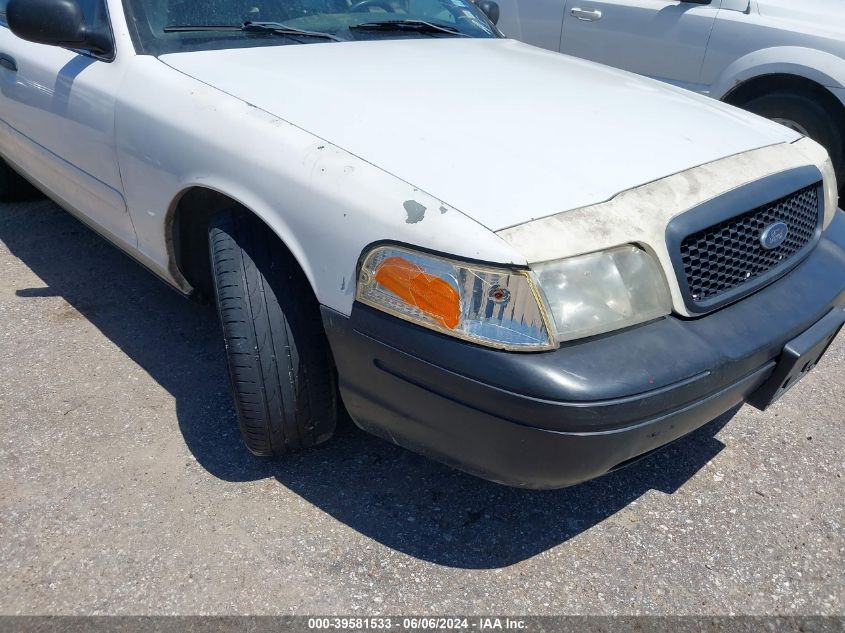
[357,245,556,351]
[532,245,672,342]
[821,156,839,229]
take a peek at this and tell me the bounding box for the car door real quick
[496,0,568,52]
[0,0,136,248]
[559,0,722,89]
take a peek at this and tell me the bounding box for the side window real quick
[0,0,7,17]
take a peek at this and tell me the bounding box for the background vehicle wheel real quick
[208,208,337,457]
[0,159,40,201]
[738,90,845,193]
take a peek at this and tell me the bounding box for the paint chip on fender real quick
[404,200,426,224]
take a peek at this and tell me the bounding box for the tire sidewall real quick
[208,208,337,456]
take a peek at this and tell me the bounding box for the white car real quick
[0,0,843,488]
[497,0,845,191]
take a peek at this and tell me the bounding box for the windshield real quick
[122,0,499,55]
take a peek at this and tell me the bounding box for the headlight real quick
[356,245,556,351]
[821,156,839,229]
[532,245,672,342]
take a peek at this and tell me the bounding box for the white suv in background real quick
[497,0,845,190]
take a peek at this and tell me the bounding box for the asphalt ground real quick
[0,197,843,615]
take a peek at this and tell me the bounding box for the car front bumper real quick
[322,210,845,489]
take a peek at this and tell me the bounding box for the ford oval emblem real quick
[760,222,789,250]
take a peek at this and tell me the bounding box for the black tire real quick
[738,90,845,190]
[0,158,40,202]
[208,208,337,456]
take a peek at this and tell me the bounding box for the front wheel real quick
[208,209,337,457]
[738,90,845,191]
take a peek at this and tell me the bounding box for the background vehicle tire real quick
[208,208,337,457]
[0,159,40,201]
[738,90,845,192]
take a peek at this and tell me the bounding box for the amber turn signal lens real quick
[358,245,555,350]
[374,256,461,329]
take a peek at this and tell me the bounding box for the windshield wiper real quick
[242,21,344,41]
[349,19,469,37]
[164,21,343,42]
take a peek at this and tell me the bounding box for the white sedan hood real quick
[161,38,799,231]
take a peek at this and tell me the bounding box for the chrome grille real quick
[680,184,821,304]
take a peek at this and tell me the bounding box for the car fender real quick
[711,46,845,101]
[115,56,524,315]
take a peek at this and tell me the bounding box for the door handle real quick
[570,7,602,21]
[0,53,17,72]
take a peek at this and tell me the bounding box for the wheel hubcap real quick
[771,117,810,136]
